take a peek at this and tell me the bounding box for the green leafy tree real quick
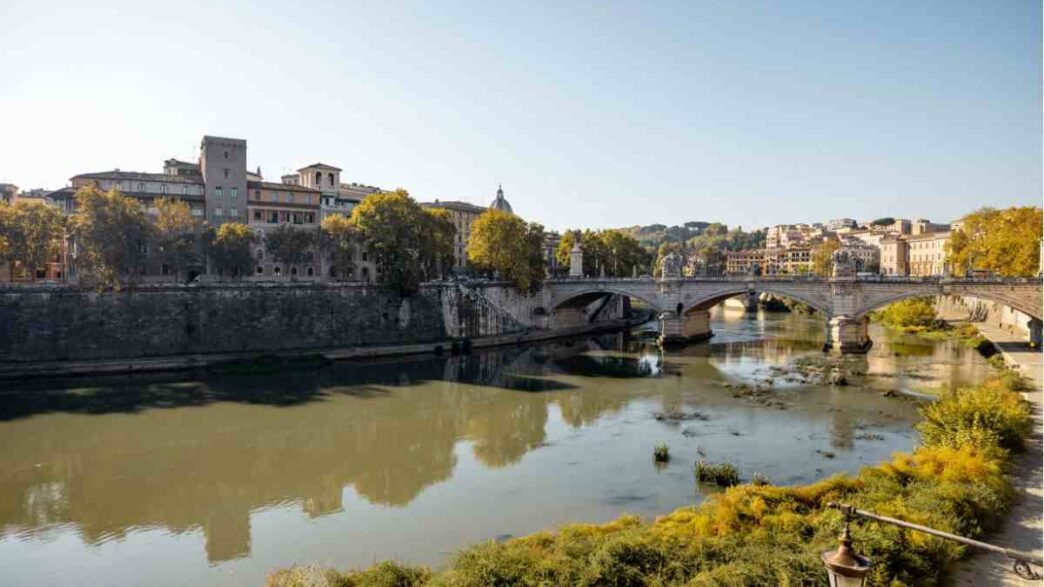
[350,189,432,295]
[947,207,1043,276]
[872,217,895,226]
[265,224,317,279]
[0,200,65,280]
[873,298,938,331]
[423,207,456,280]
[153,198,202,282]
[555,229,650,277]
[320,213,358,280]
[208,222,255,279]
[71,186,151,288]
[467,209,545,291]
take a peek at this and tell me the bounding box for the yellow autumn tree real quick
[947,207,1043,276]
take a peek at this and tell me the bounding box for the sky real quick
[0,0,1040,231]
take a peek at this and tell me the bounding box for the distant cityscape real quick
[0,133,981,283]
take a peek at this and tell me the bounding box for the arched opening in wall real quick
[314,171,322,186]
[306,266,314,277]
[274,266,282,277]
[291,266,298,277]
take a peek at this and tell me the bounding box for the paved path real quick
[950,322,1042,586]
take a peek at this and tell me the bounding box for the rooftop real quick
[297,163,342,172]
[72,170,204,184]
[421,200,486,213]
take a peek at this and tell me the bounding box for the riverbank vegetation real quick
[871,298,992,352]
[266,371,1032,587]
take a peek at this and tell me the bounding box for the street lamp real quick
[820,520,871,587]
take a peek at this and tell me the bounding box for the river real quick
[0,306,995,587]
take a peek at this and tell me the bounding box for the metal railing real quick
[828,502,1043,580]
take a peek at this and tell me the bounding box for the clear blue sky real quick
[1,0,1039,231]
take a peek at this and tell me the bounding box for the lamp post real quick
[820,517,871,587]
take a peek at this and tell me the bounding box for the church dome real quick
[489,184,513,214]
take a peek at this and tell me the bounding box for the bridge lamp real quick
[821,522,871,587]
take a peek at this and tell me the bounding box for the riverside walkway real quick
[951,321,1042,586]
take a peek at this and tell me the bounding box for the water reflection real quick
[0,308,994,587]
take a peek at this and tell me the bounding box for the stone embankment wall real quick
[936,295,1033,335]
[0,283,527,364]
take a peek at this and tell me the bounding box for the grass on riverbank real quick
[266,371,1032,587]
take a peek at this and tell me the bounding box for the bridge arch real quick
[852,290,1043,322]
[681,285,832,317]
[550,287,665,314]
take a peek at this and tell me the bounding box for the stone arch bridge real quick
[476,276,1042,352]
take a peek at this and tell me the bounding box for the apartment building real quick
[908,231,951,276]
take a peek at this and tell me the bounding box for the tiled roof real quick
[73,170,203,184]
[422,200,486,213]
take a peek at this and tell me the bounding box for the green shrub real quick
[695,461,740,487]
[918,377,1033,452]
[872,298,940,330]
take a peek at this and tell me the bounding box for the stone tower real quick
[199,136,247,226]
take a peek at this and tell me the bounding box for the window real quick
[291,266,298,276]
[328,172,335,186]
[191,208,203,217]
[306,213,314,223]
[280,211,290,222]
[216,187,223,197]
[223,168,229,178]
[138,182,145,191]
[230,208,238,217]
[215,207,224,216]
[284,192,292,203]
[293,212,302,224]
[230,187,238,199]
[307,267,314,277]
[253,210,261,220]
[224,150,229,159]
[160,184,167,194]
[270,191,277,202]
[182,185,188,195]
[274,266,281,275]
[254,190,261,199]
[256,266,264,275]
[314,171,321,186]
[268,211,277,223]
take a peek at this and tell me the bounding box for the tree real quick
[0,200,65,280]
[872,217,895,226]
[467,209,545,291]
[153,198,202,282]
[208,222,255,279]
[812,239,840,277]
[265,224,317,279]
[555,229,650,277]
[71,186,151,288]
[423,207,456,280]
[947,207,1043,276]
[350,189,432,295]
[320,213,358,281]
[874,298,938,330]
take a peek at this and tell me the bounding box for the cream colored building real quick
[908,231,951,276]
[879,236,908,276]
[247,180,321,280]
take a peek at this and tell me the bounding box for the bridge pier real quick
[742,291,758,312]
[1030,318,1042,348]
[659,310,712,348]
[825,316,872,354]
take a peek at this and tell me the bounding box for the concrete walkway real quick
[950,322,1042,586]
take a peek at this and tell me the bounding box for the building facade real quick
[421,200,486,272]
[880,235,908,276]
[908,231,951,276]
[246,180,321,280]
[199,136,247,226]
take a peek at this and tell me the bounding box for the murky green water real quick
[0,307,994,587]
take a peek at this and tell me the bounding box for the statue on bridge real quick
[831,249,856,278]
[660,251,683,279]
